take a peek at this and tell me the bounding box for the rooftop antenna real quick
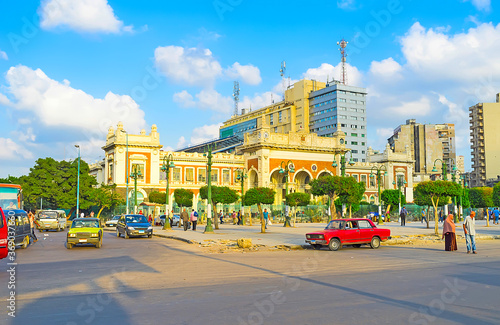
[337,39,348,85]
[280,61,286,101]
[233,81,240,116]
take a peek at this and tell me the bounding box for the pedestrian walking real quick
[421,208,427,224]
[463,211,477,254]
[181,209,189,231]
[237,210,241,225]
[263,208,269,229]
[493,208,500,225]
[148,214,152,224]
[190,209,198,231]
[438,210,443,222]
[219,210,224,224]
[442,214,457,251]
[400,207,407,226]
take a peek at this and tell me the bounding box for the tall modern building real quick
[469,93,500,187]
[309,83,367,162]
[219,79,368,161]
[388,119,456,178]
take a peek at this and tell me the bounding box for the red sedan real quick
[305,218,391,251]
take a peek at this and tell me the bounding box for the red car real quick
[305,218,391,251]
[0,208,8,259]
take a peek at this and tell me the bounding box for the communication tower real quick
[337,39,348,85]
[280,61,286,101]
[233,81,240,116]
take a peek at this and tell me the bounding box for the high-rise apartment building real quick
[219,79,368,161]
[309,83,367,162]
[469,93,500,187]
[388,119,456,177]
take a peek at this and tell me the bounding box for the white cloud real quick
[385,97,432,117]
[240,91,280,112]
[176,136,187,149]
[172,89,233,114]
[173,90,196,108]
[401,22,500,83]
[0,50,7,60]
[190,124,222,145]
[1,65,146,161]
[225,62,262,85]
[38,0,130,33]
[196,89,233,114]
[369,57,402,79]
[464,0,491,11]
[0,138,33,160]
[337,0,356,10]
[155,46,223,87]
[302,62,363,86]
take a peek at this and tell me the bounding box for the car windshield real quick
[39,211,58,219]
[325,220,345,230]
[72,220,99,228]
[112,216,120,220]
[126,216,148,223]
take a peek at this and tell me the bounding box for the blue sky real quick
[0,0,499,177]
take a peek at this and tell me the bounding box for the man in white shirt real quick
[463,211,477,254]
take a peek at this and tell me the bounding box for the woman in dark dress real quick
[442,214,458,251]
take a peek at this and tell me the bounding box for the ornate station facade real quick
[91,121,414,214]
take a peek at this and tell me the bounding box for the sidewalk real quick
[128,219,500,248]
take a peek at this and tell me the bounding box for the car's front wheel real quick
[66,242,73,249]
[328,238,341,251]
[96,236,102,248]
[124,231,129,239]
[370,236,381,249]
[116,228,120,237]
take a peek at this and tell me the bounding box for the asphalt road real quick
[1,229,500,325]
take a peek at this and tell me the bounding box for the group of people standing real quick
[442,211,477,254]
[180,208,198,231]
[218,210,243,225]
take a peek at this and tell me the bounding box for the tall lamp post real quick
[432,158,458,219]
[75,145,80,218]
[279,160,295,227]
[459,174,469,221]
[130,165,142,214]
[120,130,129,214]
[370,165,388,225]
[392,176,407,215]
[235,168,248,226]
[332,150,355,217]
[204,145,214,233]
[161,154,175,230]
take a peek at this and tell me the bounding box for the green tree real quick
[199,185,239,229]
[310,175,361,220]
[174,188,193,210]
[91,184,124,219]
[148,191,166,205]
[469,187,493,226]
[19,158,97,216]
[242,187,275,233]
[286,192,310,226]
[492,183,500,206]
[413,181,461,235]
[381,189,406,213]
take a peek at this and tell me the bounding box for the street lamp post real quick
[235,168,248,226]
[75,145,80,218]
[332,151,355,217]
[370,165,388,225]
[279,160,295,227]
[161,154,175,230]
[130,165,142,214]
[204,145,214,233]
[120,130,129,214]
[432,158,458,219]
[392,176,407,215]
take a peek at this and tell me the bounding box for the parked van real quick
[6,209,34,249]
[36,210,67,232]
[0,207,8,259]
